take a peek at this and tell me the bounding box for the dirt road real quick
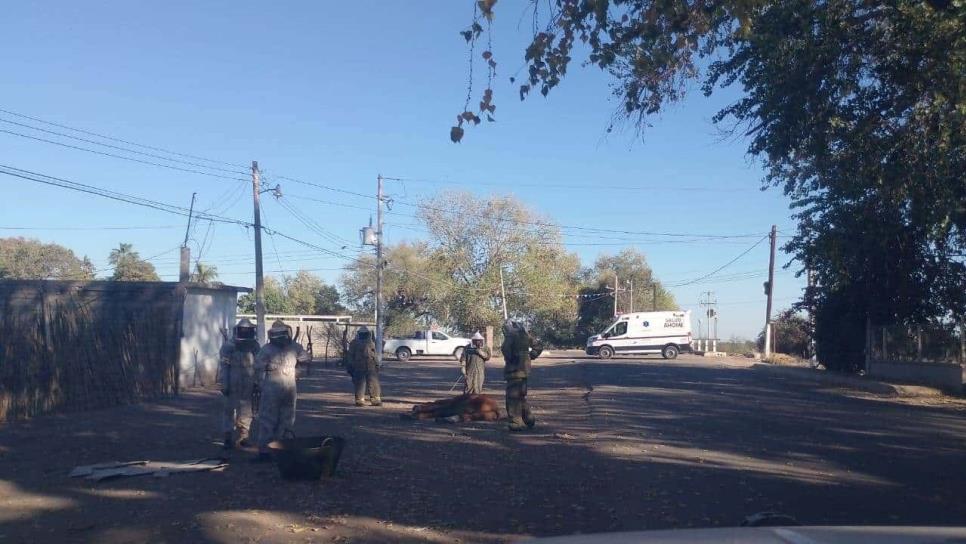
[1,353,964,543]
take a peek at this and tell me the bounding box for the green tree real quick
[190,262,219,286]
[0,237,95,280]
[459,1,964,370]
[238,276,291,314]
[341,242,452,337]
[757,309,812,358]
[284,270,346,315]
[238,272,344,316]
[418,191,582,338]
[108,243,159,282]
[341,193,583,341]
[575,249,677,342]
[313,283,346,315]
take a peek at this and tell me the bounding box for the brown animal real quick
[405,394,501,422]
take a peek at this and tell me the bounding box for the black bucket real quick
[267,435,346,481]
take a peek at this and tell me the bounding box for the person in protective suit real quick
[219,318,260,449]
[347,326,382,407]
[502,320,536,431]
[254,320,310,461]
[460,331,491,394]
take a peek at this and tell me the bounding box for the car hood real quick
[528,526,966,543]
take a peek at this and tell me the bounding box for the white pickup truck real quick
[383,330,471,362]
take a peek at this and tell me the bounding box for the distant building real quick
[0,280,250,421]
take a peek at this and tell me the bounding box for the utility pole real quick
[764,224,777,358]
[652,283,657,311]
[613,273,619,317]
[375,175,385,366]
[498,265,509,320]
[180,192,196,283]
[628,279,634,313]
[252,161,266,344]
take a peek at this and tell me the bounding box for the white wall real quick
[180,289,238,388]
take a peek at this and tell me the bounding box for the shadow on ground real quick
[1,355,964,543]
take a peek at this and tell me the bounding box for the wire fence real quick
[868,321,965,364]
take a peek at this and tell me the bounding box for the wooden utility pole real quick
[613,273,619,317]
[375,175,385,366]
[628,279,634,313]
[764,225,777,357]
[252,161,266,344]
[180,192,196,283]
[498,265,509,320]
[652,282,657,311]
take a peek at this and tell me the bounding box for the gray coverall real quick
[460,344,491,394]
[254,341,310,452]
[219,338,260,443]
[502,322,535,430]
[348,336,381,405]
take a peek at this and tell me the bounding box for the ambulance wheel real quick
[662,345,679,360]
[396,347,412,362]
[453,347,465,362]
[598,345,615,359]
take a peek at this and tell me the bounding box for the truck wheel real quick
[598,345,614,359]
[662,345,679,360]
[396,347,412,362]
[453,347,464,362]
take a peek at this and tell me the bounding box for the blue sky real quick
[0,1,803,339]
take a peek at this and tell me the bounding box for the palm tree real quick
[108,243,159,281]
[108,243,137,266]
[191,262,219,286]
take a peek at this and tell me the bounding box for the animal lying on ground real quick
[403,393,502,422]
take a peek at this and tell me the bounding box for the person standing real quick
[460,331,491,394]
[347,326,382,407]
[219,318,259,449]
[502,320,536,432]
[253,320,310,461]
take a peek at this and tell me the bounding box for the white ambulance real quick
[585,311,693,359]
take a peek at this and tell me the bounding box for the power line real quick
[0,129,248,182]
[274,195,355,247]
[0,164,362,266]
[94,245,183,275]
[0,117,249,176]
[0,107,247,169]
[387,175,759,193]
[0,225,180,231]
[267,174,373,201]
[287,189,758,246]
[0,164,246,225]
[666,235,770,287]
[380,181,763,239]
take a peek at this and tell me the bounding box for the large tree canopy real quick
[457,0,964,367]
[341,192,685,345]
[0,237,94,280]
[342,192,583,339]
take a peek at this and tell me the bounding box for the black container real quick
[267,435,346,480]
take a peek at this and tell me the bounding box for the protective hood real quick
[268,319,291,339]
[503,319,527,336]
[234,318,256,341]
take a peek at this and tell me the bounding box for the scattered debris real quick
[69,458,227,482]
